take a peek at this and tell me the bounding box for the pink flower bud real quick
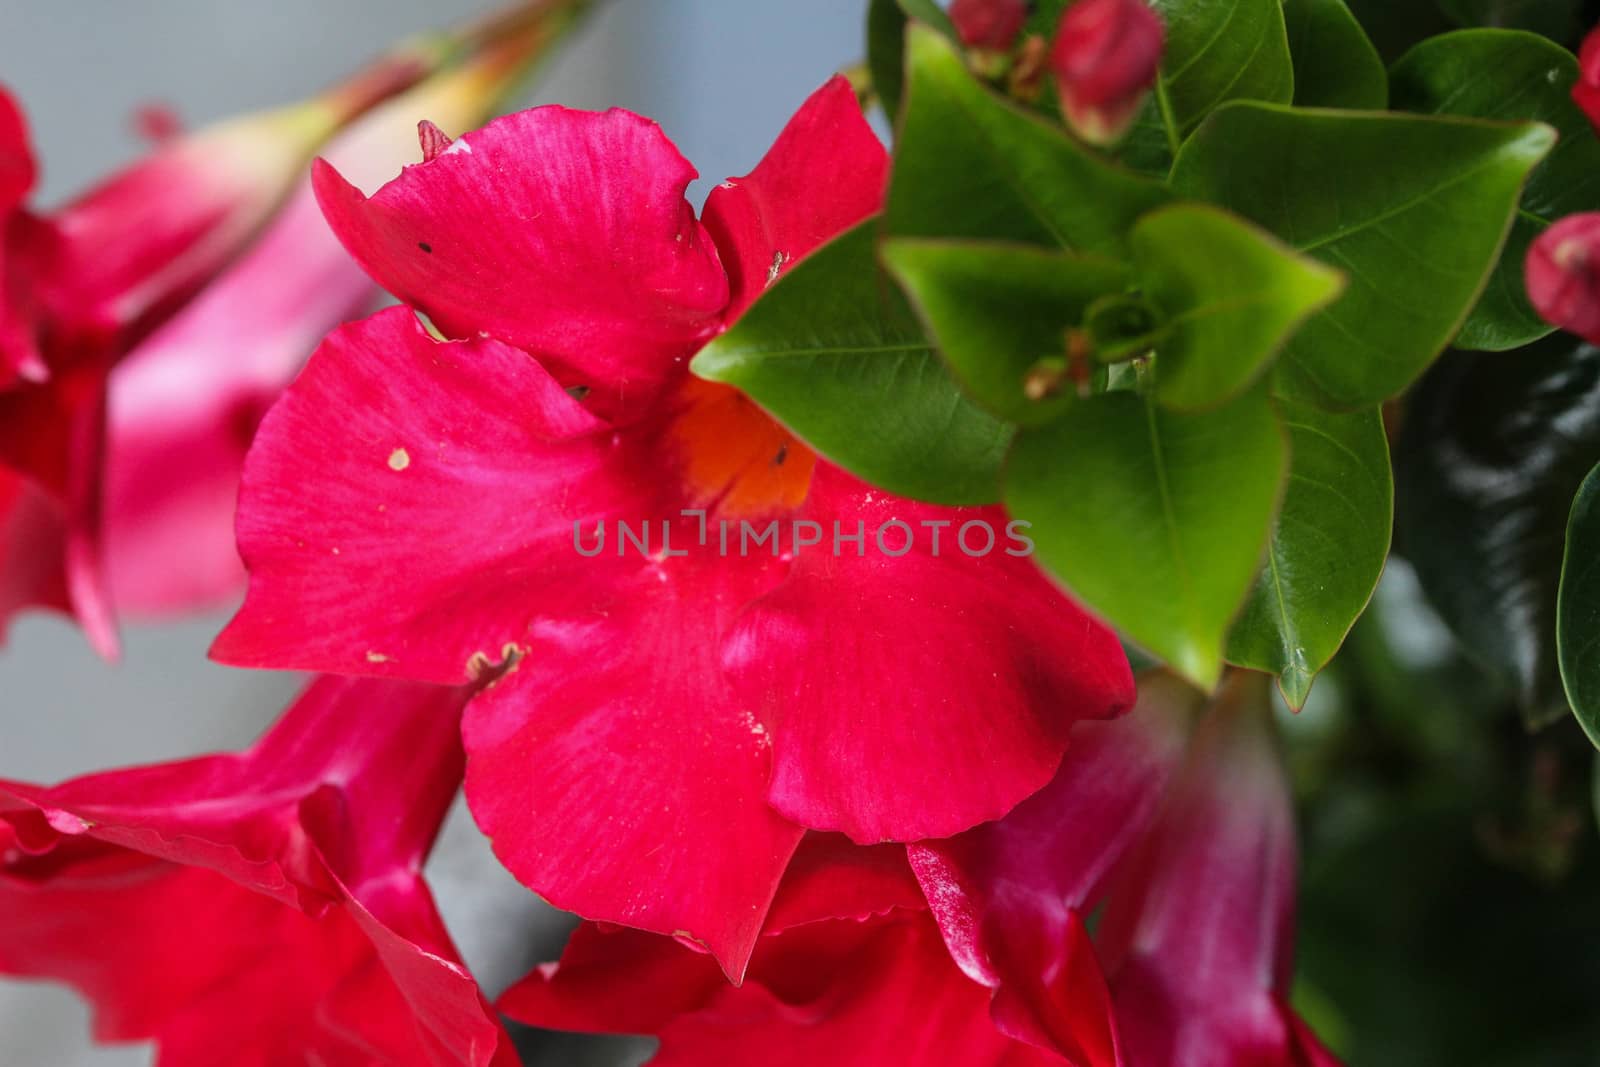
[1526,213,1600,344]
[950,0,1030,51]
[1050,0,1164,146]
[1574,26,1600,135]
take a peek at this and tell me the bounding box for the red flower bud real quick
[1526,213,1600,344]
[950,0,1030,51]
[1050,0,1164,146]
[1574,26,1600,135]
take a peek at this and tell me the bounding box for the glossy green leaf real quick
[1395,338,1600,728]
[1171,102,1553,408]
[881,240,1131,425]
[1284,0,1388,109]
[1004,387,1288,689]
[1226,401,1392,708]
[1391,30,1600,350]
[1149,0,1294,141]
[1559,462,1600,749]
[887,23,1170,255]
[866,0,910,120]
[692,222,1012,506]
[1131,204,1346,411]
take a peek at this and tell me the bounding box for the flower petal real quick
[212,306,652,684]
[462,552,803,982]
[1097,673,1315,1067]
[313,105,729,419]
[650,918,1061,1067]
[0,84,44,387]
[0,466,69,643]
[725,462,1136,843]
[0,675,513,1067]
[701,77,888,320]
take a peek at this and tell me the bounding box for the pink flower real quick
[951,0,1031,51]
[913,672,1340,1067]
[212,77,1135,978]
[499,835,1069,1066]
[1526,212,1600,344]
[1049,0,1164,145]
[102,35,549,619]
[1574,26,1600,135]
[0,675,514,1067]
[0,13,563,650]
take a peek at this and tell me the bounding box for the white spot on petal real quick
[388,448,411,471]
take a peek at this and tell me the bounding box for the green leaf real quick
[1391,30,1600,351]
[1284,0,1388,109]
[1559,462,1600,749]
[881,240,1132,425]
[866,0,909,120]
[1149,0,1294,141]
[692,222,1012,506]
[1171,102,1554,408]
[887,23,1170,255]
[1004,387,1288,689]
[1131,204,1346,411]
[1396,338,1600,728]
[1225,401,1392,708]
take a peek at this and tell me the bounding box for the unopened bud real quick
[1050,0,1164,146]
[1527,213,1600,344]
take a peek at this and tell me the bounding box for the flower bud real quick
[1526,213,1600,344]
[950,0,1030,51]
[1574,26,1600,135]
[1050,0,1164,146]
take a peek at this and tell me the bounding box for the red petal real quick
[313,105,729,420]
[0,676,513,1066]
[0,84,43,387]
[763,833,926,933]
[651,918,1060,1067]
[498,922,729,1036]
[725,462,1136,843]
[0,466,69,642]
[102,181,374,617]
[461,552,803,981]
[1098,673,1316,1067]
[701,78,887,320]
[212,307,651,683]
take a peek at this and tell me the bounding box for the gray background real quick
[0,2,868,1063]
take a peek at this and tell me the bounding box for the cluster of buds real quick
[950,0,1164,146]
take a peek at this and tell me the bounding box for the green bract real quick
[1149,0,1294,142]
[881,240,1131,425]
[1561,463,1600,749]
[1225,401,1393,707]
[1005,387,1288,690]
[1130,204,1345,411]
[1283,0,1387,109]
[1391,29,1600,350]
[692,222,1013,506]
[1172,102,1553,408]
[887,24,1170,253]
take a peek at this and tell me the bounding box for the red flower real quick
[101,36,546,619]
[1049,0,1164,145]
[211,77,1135,977]
[1574,26,1600,135]
[0,675,514,1067]
[499,835,1067,1066]
[1526,212,1600,344]
[951,0,1031,51]
[913,672,1340,1067]
[0,14,562,649]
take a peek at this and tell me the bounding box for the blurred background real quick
[0,2,868,1063]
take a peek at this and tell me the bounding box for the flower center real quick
[667,377,815,518]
